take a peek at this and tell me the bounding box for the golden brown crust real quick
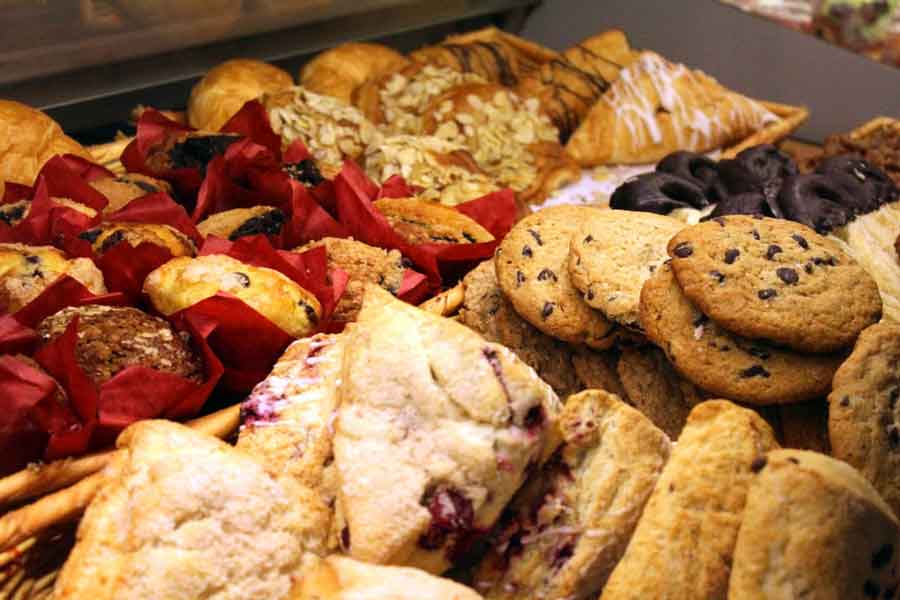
[562,29,638,83]
[79,222,196,258]
[0,100,92,186]
[442,27,559,80]
[373,197,494,245]
[300,43,409,105]
[88,174,172,214]
[188,59,294,132]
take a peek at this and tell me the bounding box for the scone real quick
[363,134,499,206]
[143,254,321,338]
[475,390,670,600]
[37,305,204,386]
[300,42,410,105]
[293,238,405,322]
[421,83,580,205]
[238,333,345,548]
[600,400,779,600]
[332,286,562,574]
[0,197,97,228]
[355,63,485,135]
[729,449,900,600]
[262,86,380,178]
[196,206,287,241]
[187,58,294,132]
[78,222,196,257]
[566,51,778,166]
[51,420,329,600]
[88,174,173,213]
[373,197,494,245]
[0,243,106,313]
[295,555,483,600]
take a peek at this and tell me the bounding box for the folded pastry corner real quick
[332,285,562,575]
[473,389,671,600]
[566,51,779,166]
[293,555,484,599]
[52,420,329,600]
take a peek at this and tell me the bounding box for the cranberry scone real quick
[474,389,671,600]
[332,285,562,574]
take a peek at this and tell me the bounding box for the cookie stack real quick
[641,214,882,405]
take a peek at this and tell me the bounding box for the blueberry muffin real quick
[373,197,494,245]
[196,206,287,241]
[37,305,204,385]
[0,243,106,314]
[143,254,321,338]
[144,131,241,174]
[0,197,97,228]
[294,237,405,322]
[88,174,173,213]
[78,222,196,257]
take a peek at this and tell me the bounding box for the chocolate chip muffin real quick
[0,197,97,227]
[37,305,204,385]
[196,206,287,241]
[78,222,196,257]
[89,174,173,213]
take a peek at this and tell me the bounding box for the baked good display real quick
[474,389,670,599]
[0,196,97,227]
[332,285,561,574]
[51,420,327,600]
[294,237,405,322]
[496,206,617,348]
[562,29,639,85]
[0,100,92,186]
[37,305,204,385]
[600,400,779,600]
[729,449,900,600]
[296,555,483,600]
[78,222,196,257]
[300,42,410,105]
[263,86,380,178]
[196,206,287,241]
[144,130,241,173]
[0,243,106,313]
[421,83,580,204]
[362,134,499,205]
[667,215,882,353]
[88,173,173,213]
[143,254,321,338]
[373,197,494,245]
[568,209,683,329]
[829,321,900,517]
[640,263,843,404]
[187,58,294,132]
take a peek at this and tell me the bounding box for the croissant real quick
[300,42,409,105]
[565,51,779,166]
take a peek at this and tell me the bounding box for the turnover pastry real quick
[437,27,560,80]
[51,420,328,600]
[363,135,499,206]
[421,83,580,204]
[566,51,778,166]
[263,86,380,179]
[187,59,294,132]
[332,285,561,574]
[475,389,670,599]
[354,63,484,135]
[0,243,106,313]
[300,42,410,105]
[409,40,522,87]
[562,29,639,84]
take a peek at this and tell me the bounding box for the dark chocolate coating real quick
[656,151,719,193]
[777,173,858,234]
[610,172,709,214]
[815,155,898,213]
[711,145,798,206]
[735,144,799,186]
[705,190,776,220]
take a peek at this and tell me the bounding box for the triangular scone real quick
[295,556,484,599]
[237,333,346,548]
[52,421,329,600]
[333,285,562,574]
[474,390,671,599]
[566,51,778,166]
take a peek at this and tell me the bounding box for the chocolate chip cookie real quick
[639,263,843,405]
[668,215,882,353]
[496,206,617,348]
[828,321,900,518]
[616,345,703,439]
[568,209,683,328]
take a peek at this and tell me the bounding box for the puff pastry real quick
[300,42,409,105]
[566,51,779,166]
